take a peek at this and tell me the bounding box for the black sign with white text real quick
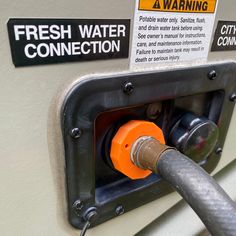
[7,19,130,67]
[211,21,236,51]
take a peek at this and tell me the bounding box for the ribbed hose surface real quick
[157,150,236,236]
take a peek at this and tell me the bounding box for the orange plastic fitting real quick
[110,120,165,179]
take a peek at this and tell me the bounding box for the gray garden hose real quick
[132,137,236,236]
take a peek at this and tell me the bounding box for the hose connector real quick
[131,136,175,173]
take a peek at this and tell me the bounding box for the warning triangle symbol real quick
[153,0,161,9]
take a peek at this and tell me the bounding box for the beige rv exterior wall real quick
[0,0,235,235]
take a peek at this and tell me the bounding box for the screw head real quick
[230,93,236,102]
[72,200,84,216]
[208,70,217,80]
[73,200,84,214]
[70,128,81,139]
[116,205,124,216]
[123,82,134,95]
[146,103,162,120]
[215,147,223,156]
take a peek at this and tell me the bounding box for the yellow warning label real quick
[139,0,217,13]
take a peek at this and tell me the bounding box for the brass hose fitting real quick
[131,136,175,173]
